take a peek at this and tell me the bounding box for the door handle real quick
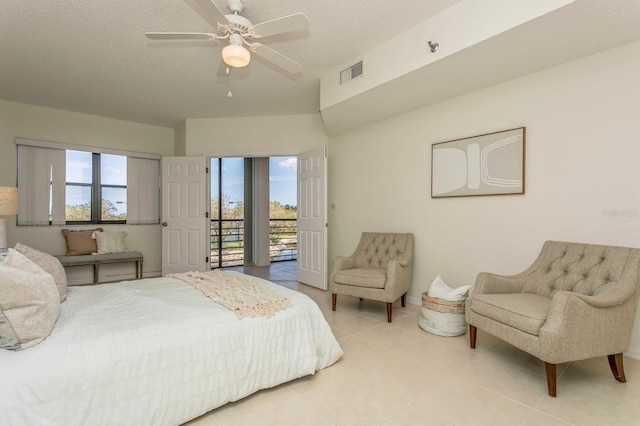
[162,222,168,227]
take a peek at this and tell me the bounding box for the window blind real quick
[17,145,66,225]
[15,138,161,225]
[127,157,160,224]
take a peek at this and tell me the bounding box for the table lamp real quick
[0,187,18,254]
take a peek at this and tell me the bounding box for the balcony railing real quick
[210,218,297,268]
[210,219,244,268]
[269,218,297,262]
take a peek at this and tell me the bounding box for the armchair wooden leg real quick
[545,362,557,397]
[331,293,337,311]
[608,353,627,383]
[401,293,406,307]
[469,325,477,349]
[386,303,392,322]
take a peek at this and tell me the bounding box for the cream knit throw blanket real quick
[169,270,292,319]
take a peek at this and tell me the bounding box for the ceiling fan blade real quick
[250,13,310,38]
[194,0,230,26]
[251,43,302,74]
[145,32,216,40]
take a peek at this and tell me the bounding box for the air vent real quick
[340,60,363,85]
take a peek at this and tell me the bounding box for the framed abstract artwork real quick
[431,127,525,198]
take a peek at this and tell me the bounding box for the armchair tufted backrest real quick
[524,241,640,298]
[352,232,413,269]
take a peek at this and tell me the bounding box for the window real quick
[100,154,127,221]
[16,138,160,226]
[65,150,93,222]
[65,151,127,223]
[210,157,246,268]
[269,156,297,262]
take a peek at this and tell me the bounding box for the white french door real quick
[296,146,327,289]
[161,157,208,275]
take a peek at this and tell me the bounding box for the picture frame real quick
[431,127,525,198]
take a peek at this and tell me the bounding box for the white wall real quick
[320,0,572,109]
[184,113,328,267]
[327,40,640,357]
[184,114,328,157]
[175,121,187,156]
[0,100,175,283]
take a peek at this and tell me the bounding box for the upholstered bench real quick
[56,251,143,285]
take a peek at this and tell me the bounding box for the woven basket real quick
[419,293,467,337]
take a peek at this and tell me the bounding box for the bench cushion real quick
[56,251,143,285]
[56,251,143,265]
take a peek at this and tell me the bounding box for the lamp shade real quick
[0,187,18,215]
[222,45,251,68]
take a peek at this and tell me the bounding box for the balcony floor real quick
[225,260,299,289]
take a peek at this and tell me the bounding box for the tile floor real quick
[186,262,640,426]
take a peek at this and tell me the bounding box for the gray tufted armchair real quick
[330,232,414,322]
[466,240,640,397]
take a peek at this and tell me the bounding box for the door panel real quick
[162,157,208,275]
[297,146,327,289]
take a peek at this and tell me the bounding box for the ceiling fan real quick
[146,0,310,74]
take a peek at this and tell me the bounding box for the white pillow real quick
[0,249,60,350]
[15,243,67,302]
[92,231,130,254]
[427,275,471,301]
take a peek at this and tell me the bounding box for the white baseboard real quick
[408,295,421,306]
[625,348,640,360]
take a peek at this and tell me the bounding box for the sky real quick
[211,156,297,207]
[268,157,297,206]
[66,151,127,215]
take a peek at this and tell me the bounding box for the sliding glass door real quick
[269,157,297,262]
[210,156,297,269]
[210,157,247,268]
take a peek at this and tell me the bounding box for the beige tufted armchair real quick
[466,240,640,397]
[330,232,414,322]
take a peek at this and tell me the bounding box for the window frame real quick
[15,137,161,227]
[65,152,127,225]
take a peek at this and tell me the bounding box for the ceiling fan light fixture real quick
[222,44,250,68]
[146,0,310,73]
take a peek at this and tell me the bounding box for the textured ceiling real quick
[2,0,640,133]
[0,0,459,128]
[321,0,640,134]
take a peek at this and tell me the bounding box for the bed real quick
[0,270,343,426]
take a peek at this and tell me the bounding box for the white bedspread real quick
[0,273,343,426]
